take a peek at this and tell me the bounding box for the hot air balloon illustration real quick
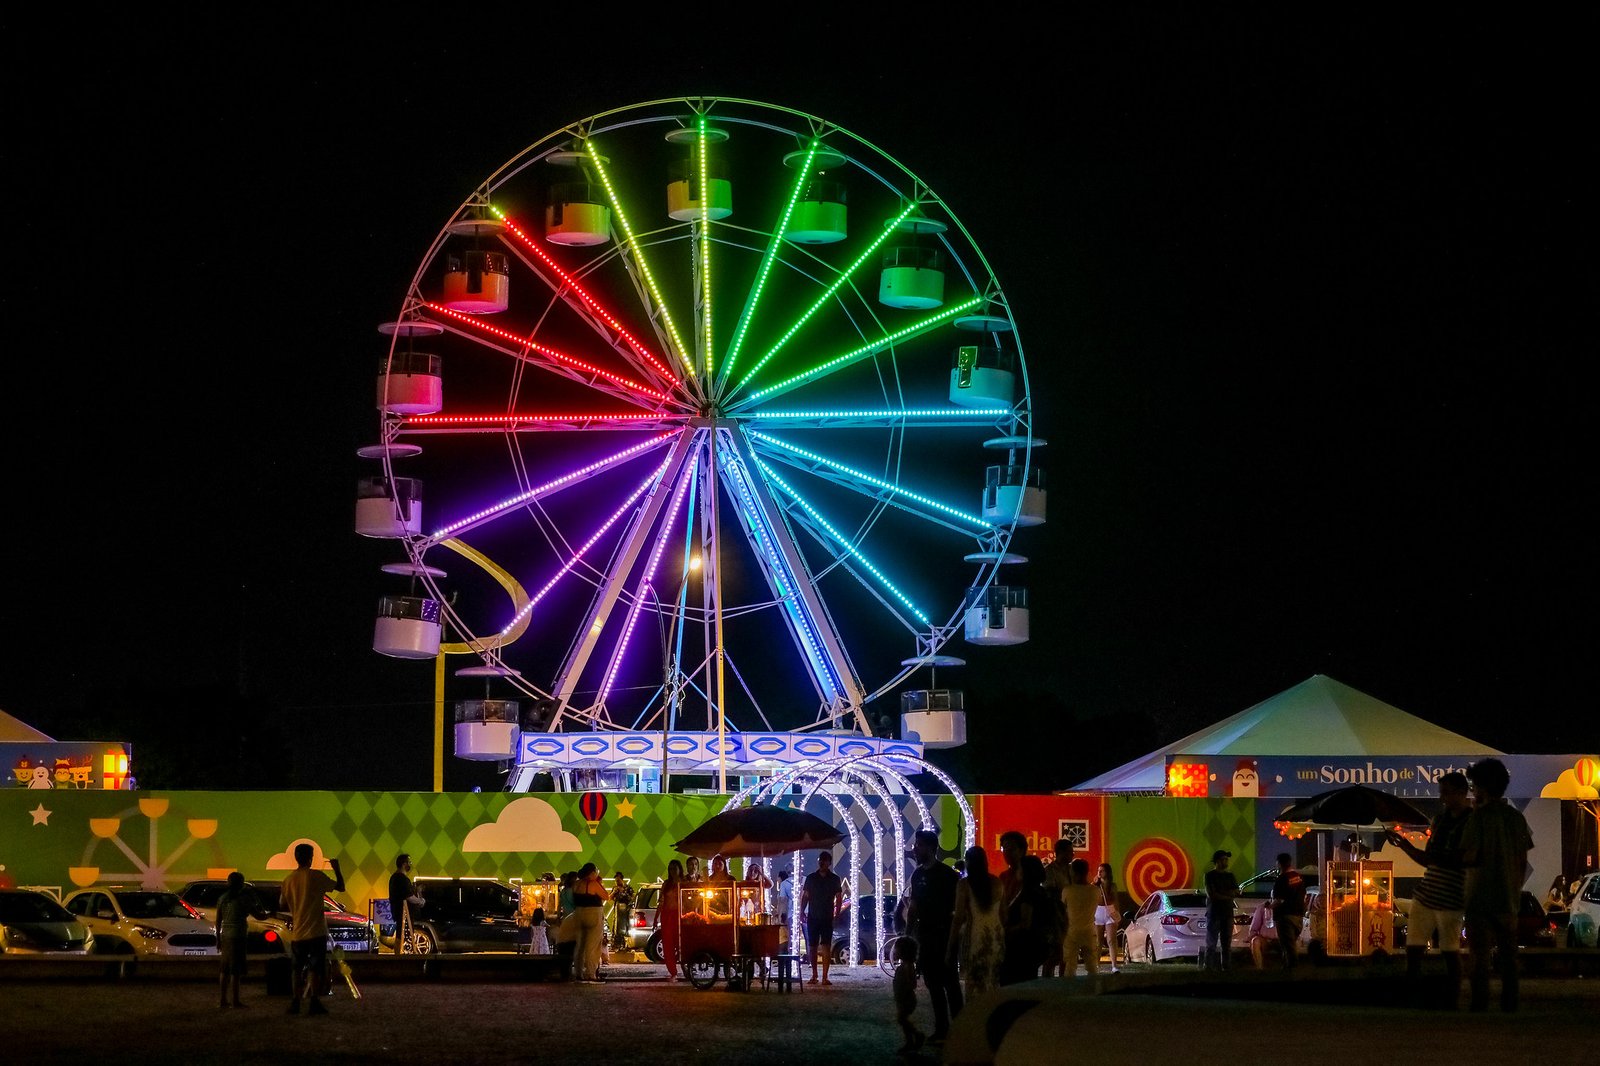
[578,791,607,835]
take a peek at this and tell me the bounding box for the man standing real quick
[1202,850,1238,971]
[1266,852,1306,970]
[280,842,345,1015]
[609,872,635,952]
[905,829,962,1042]
[799,850,844,985]
[1040,838,1075,977]
[387,853,423,955]
[772,869,794,927]
[1461,758,1533,1013]
[1385,769,1471,1006]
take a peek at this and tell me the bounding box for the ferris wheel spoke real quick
[718,432,868,731]
[748,430,993,540]
[728,297,983,410]
[586,136,695,380]
[421,303,674,408]
[745,405,1015,431]
[546,432,698,729]
[490,211,684,394]
[752,458,930,634]
[417,432,677,551]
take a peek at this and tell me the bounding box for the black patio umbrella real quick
[1274,785,1432,831]
[674,803,844,859]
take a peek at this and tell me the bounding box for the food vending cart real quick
[678,882,782,990]
[1320,859,1395,957]
[516,879,561,952]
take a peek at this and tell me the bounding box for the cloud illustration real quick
[462,797,581,853]
[1539,768,1599,801]
[265,837,334,870]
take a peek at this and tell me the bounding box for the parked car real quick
[178,878,374,954]
[1566,871,1600,948]
[1122,888,1261,964]
[627,882,662,961]
[0,888,95,955]
[410,876,522,953]
[63,887,218,957]
[830,894,900,964]
[176,879,289,957]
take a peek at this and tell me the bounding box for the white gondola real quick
[666,126,732,220]
[900,689,967,749]
[949,343,1016,407]
[983,464,1047,526]
[545,181,611,246]
[376,350,442,414]
[963,585,1030,646]
[373,595,441,659]
[354,476,423,538]
[879,216,947,309]
[454,699,521,760]
[441,249,510,313]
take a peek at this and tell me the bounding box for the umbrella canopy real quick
[674,804,844,859]
[1274,784,1433,830]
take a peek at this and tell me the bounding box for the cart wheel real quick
[687,950,720,990]
[644,931,664,964]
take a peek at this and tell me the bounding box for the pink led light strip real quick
[494,215,680,388]
[424,303,669,403]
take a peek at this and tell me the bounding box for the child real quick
[893,935,925,1055]
[1061,859,1100,977]
[214,871,260,1008]
[527,907,551,955]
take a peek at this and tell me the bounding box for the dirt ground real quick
[1,956,1594,1065]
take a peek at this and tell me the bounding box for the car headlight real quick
[0,924,29,948]
[132,924,169,940]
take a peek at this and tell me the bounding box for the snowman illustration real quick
[27,765,53,789]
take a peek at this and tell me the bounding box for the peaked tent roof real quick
[0,708,56,743]
[1064,674,1502,793]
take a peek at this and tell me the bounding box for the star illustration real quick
[30,804,51,826]
[614,797,636,819]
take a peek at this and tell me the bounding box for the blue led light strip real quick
[755,459,929,626]
[718,449,844,700]
[749,431,989,529]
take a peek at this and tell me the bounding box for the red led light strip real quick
[424,303,668,402]
[496,215,680,387]
[403,413,671,426]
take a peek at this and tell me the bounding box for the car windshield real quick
[1166,893,1208,909]
[635,887,658,910]
[0,892,73,923]
[114,892,192,919]
[182,883,226,908]
[250,884,285,912]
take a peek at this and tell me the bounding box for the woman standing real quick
[1093,863,1123,971]
[572,862,607,982]
[656,859,685,980]
[948,846,1004,998]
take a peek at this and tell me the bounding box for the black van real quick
[409,877,523,953]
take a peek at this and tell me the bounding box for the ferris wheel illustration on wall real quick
[356,97,1045,791]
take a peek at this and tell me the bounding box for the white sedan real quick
[1122,888,1264,964]
[63,887,218,957]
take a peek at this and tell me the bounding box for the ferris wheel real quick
[355,97,1045,791]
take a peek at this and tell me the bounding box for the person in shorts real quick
[800,850,844,985]
[1386,770,1471,1006]
[280,842,345,1015]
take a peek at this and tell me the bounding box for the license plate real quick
[183,949,209,956]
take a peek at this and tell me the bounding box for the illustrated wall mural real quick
[0,789,972,906]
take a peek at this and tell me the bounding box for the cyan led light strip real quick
[749,431,988,529]
[756,458,929,626]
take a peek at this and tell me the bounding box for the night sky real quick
[3,15,1589,794]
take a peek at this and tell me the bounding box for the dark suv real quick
[410,877,523,953]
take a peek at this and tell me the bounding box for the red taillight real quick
[181,901,203,919]
[264,930,279,943]
[633,914,647,928]
[1160,914,1190,926]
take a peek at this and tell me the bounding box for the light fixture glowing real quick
[750,432,989,529]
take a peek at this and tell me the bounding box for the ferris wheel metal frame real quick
[358,97,1043,792]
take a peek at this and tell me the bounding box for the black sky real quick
[2,14,1590,792]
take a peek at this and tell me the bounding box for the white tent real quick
[1064,674,1502,794]
[0,708,55,743]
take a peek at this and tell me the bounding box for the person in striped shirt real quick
[1385,770,1471,1007]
